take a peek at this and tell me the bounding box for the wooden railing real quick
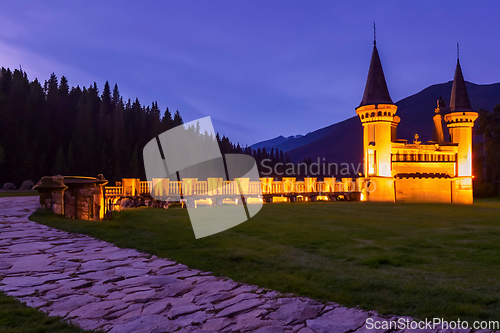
[105,186,122,196]
[140,181,151,194]
[106,178,364,197]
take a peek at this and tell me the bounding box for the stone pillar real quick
[122,178,140,196]
[33,175,68,215]
[304,177,317,192]
[181,178,198,196]
[282,177,296,193]
[260,177,273,194]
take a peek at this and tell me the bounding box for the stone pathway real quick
[0,197,485,333]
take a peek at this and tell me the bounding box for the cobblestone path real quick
[0,197,483,333]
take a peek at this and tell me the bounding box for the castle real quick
[357,41,477,204]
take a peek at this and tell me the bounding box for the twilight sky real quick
[1,1,499,146]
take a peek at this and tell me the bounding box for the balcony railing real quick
[106,178,364,197]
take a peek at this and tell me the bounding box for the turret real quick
[355,41,397,178]
[433,97,446,144]
[444,56,478,204]
[355,38,397,202]
[444,58,477,177]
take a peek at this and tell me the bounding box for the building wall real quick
[357,104,397,178]
[391,162,456,176]
[394,178,452,203]
[365,176,395,202]
[449,126,473,177]
[452,177,473,204]
[445,112,477,178]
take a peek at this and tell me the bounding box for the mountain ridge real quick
[251,81,500,165]
[287,81,500,165]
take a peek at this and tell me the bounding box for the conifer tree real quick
[0,145,4,165]
[52,145,66,175]
[173,110,183,126]
[67,142,75,174]
[162,107,173,131]
[0,67,290,185]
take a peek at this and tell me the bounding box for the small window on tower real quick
[367,149,376,176]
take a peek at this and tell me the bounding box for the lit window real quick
[367,149,376,175]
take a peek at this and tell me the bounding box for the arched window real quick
[361,115,364,119]
[384,111,387,116]
[371,112,375,117]
[377,111,382,116]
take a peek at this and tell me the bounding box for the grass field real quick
[0,190,37,198]
[0,292,87,333]
[30,199,500,322]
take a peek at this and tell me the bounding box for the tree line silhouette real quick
[3,67,497,189]
[0,68,285,186]
[476,105,500,196]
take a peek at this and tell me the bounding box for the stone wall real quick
[395,178,452,203]
[34,175,107,220]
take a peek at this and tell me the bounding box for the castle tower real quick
[355,40,397,201]
[433,97,446,144]
[444,57,478,203]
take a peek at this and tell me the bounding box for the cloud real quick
[0,39,96,86]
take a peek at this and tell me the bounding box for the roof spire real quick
[457,42,459,61]
[373,22,376,45]
[358,33,394,108]
[450,48,473,112]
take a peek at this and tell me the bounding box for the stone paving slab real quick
[0,196,491,333]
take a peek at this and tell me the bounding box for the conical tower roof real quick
[358,44,394,108]
[450,59,473,112]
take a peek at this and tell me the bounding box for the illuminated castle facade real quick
[357,41,477,204]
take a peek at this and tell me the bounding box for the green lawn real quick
[0,190,37,198]
[30,199,500,321]
[0,292,88,333]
